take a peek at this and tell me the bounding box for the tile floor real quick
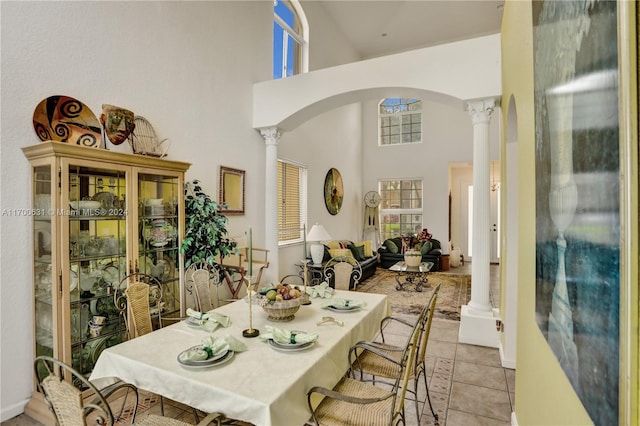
[3,263,513,426]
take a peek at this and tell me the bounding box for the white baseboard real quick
[511,411,518,426]
[1,399,28,422]
[499,342,516,369]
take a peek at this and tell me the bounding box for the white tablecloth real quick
[90,290,388,426]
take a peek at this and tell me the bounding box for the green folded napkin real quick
[259,325,318,345]
[186,308,231,332]
[321,298,367,309]
[306,281,334,298]
[183,334,248,361]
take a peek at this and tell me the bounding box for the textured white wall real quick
[362,99,500,250]
[276,3,362,278]
[0,1,272,419]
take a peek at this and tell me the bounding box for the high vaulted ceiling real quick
[317,0,504,59]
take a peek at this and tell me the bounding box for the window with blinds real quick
[277,160,307,244]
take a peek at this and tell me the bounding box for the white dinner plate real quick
[177,347,233,369]
[326,305,361,313]
[267,330,313,348]
[267,339,315,352]
[101,264,120,287]
[184,317,203,328]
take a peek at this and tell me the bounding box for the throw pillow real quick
[355,240,373,257]
[385,239,399,254]
[348,244,366,261]
[326,241,341,250]
[420,241,433,255]
[328,248,358,265]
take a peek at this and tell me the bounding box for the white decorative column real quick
[545,91,580,388]
[459,98,500,348]
[259,127,281,283]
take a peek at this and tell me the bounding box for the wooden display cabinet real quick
[22,142,190,424]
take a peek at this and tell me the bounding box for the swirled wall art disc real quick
[324,168,343,215]
[32,95,102,148]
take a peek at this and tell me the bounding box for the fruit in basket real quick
[260,283,302,304]
[266,290,277,301]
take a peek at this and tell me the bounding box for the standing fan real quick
[130,116,171,158]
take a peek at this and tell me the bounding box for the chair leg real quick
[421,368,438,421]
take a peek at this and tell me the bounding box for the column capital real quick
[466,98,496,124]
[258,127,281,145]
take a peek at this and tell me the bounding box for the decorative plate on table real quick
[267,339,315,353]
[326,304,361,313]
[177,346,234,369]
[32,95,102,148]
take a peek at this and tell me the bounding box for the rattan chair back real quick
[348,284,441,423]
[307,327,419,425]
[124,282,154,338]
[35,355,116,425]
[34,356,223,426]
[115,273,162,339]
[192,268,215,312]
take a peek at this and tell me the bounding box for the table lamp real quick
[306,223,332,266]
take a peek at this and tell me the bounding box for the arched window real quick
[379,98,423,145]
[273,0,308,79]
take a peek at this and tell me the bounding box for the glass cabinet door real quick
[66,164,128,377]
[137,172,181,324]
[34,165,55,361]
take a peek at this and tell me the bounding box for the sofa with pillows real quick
[321,239,378,284]
[378,237,443,270]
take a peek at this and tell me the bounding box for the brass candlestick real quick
[242,275,259,338]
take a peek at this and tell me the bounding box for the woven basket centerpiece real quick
[404,249,422,267]
[260,297,301,322]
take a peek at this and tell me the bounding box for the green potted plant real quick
[180,180,237,271]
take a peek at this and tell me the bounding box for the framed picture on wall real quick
[324,168,343,215]
[219,166,245,215]
[532,1,622,424]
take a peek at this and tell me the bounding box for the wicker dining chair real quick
[190,267,216,312]
[34,356,225,426]
[348,284,441,423]
[117,274,198,420]
[306,324,420,426]
[323,256,362,291]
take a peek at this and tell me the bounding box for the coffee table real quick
[389,261,434,292]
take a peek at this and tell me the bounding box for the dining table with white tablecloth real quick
[90,290,389,426]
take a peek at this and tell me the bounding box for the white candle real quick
[303,223,307,259]
[248,228,252,277]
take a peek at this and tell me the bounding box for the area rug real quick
[357,269,471,320]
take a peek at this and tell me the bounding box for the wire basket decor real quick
[130,116,171,158]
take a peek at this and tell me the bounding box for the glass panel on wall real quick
[34,165,54,363]
[67,164,128,376]
[138,173,180,326]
